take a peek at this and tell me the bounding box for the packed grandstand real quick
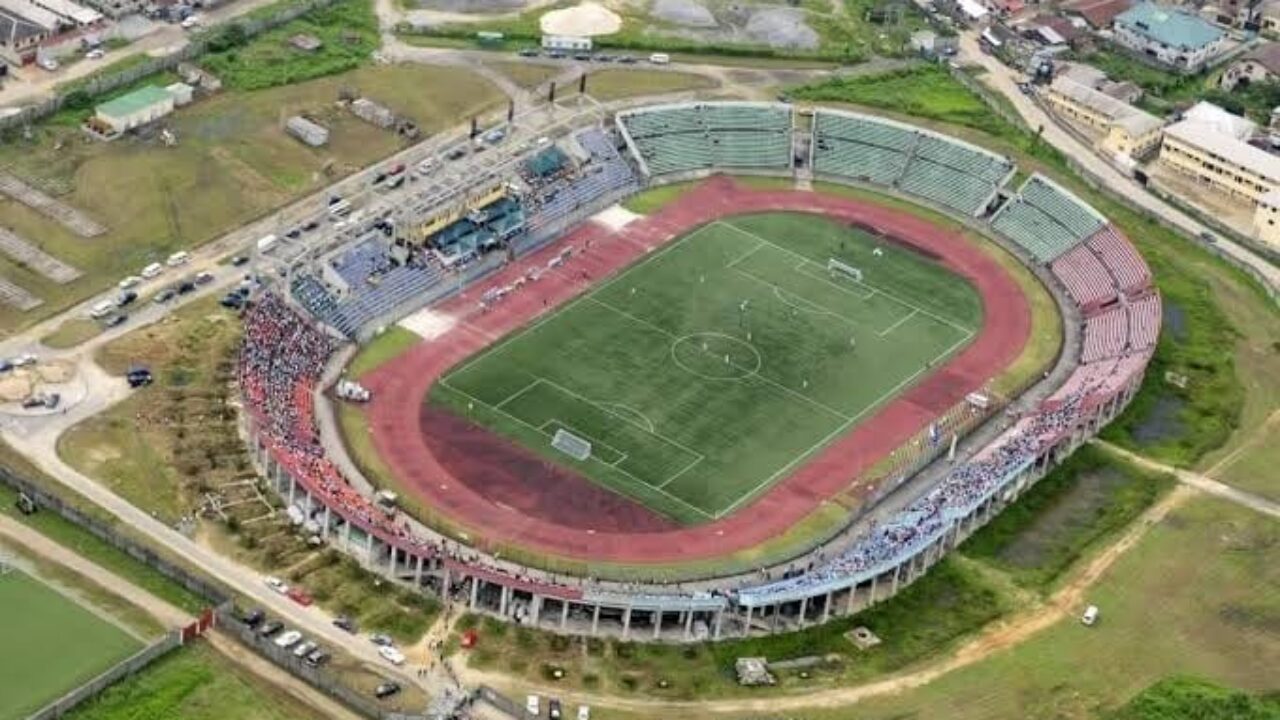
[234,101,1158,638]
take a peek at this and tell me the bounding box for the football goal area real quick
[828,258,863,283]
[552,428,593,461]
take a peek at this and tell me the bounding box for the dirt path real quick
[458,485,1195,715]
[0,514,364,720]
[1094,440,1280,520]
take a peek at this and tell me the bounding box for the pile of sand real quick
[36,359,75,384]
[540,1,622,36]
[0,375,31,403]
[651,0,716,27]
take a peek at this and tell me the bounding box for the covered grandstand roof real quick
[526,146,569,178]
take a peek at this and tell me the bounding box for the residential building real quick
[94,85,175,135]
[0,0,59,31]
[1113,2,1228,71]
[27,0,99,26]
[1220,42,1280,89]
[1158,113,1280,205]
[1063,0,1134,29]
[1046,75,1165,158]
[0,6,47,64]
[1212,0,1259,27]
[1251,188,1280,248]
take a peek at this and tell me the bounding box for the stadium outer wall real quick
[242,116,1154,641]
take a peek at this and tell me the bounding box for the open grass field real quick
[432,212,981,523]
[0,63,504,336]
[61,644,315,720]
[0,569,142,719]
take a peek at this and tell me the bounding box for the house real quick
[1045,75,1165,158]
[1158,109,1280,205]
[1031,14,1083,45]
[1113,3,1228,72]
[1063,0,1134,28]
[93,85,175,135]
[1220,42,1280,89]
[1210,0,1259,27]
[78,0,140,19]
[0,6,48,64]
[27,0,100,27]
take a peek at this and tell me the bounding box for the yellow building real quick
[1158,119,1280,205]
[1251,189,1280,250]
[1045,77,1165,160]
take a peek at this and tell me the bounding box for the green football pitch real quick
[432,212,983,524]
[0,568,142,719]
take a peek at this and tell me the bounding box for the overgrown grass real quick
[960,445,1174,590]
[346,326,421,379]
[202,0,379,91]
[40,318,103,349]
[1105,676,1280,720]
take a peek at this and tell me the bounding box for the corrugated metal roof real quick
[96,85,172,119]
[1116,2,1224,50]
[1164,119,1280,184]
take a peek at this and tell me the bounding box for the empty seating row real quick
[814,111,917,151]
[1127,294,1161,351]
[812,138,908,185]
[913,135,1011,184]
[897,159,997,216]
[1081,305,1127,363]
[1051,244,1118,312]
[1086,225,1151,296]
[619,104,794,176]
[992,198,1082,262]
[1020,176,1103,239]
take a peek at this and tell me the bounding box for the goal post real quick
[827,258,863,283]
[551,428,593,462]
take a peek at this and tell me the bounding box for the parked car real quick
[526,695,540,716]
[194,271,215,285]
[103,314,128,329]
[577,705,591,720]
[257,620,284,637]
[11,354,36,367]
[264,576,289,594]
[240,608,265,627]
[378,645,405,666]
[37,57,58,71]
[549,698,563,719]
[333,616,357,633]
[86,48,104,60]
[1081,605,1099,626]
[141,262,164,279]
[518,48,539,57]
[292,641,318,658]
[117,290,138,306]
[154,288,177,304]
[231,255,251,266]
[166,251,190,267]
[43,393,60,409]
[373,681,401,699]
[274,630,303,649]
[220,293,244,309]
[0,360,12,373]
[118,276,142,290]
[176,280,197,295]
[286,587,314,607]
[305,649,330,667]
[368,633,393,647]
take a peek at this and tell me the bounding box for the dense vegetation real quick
[1107,677,1280,720]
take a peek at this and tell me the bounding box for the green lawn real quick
[62,644,316,720]
[347,325,421,379]
[0,570,142,719]
[433,212,981,523]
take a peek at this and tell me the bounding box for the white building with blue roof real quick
[1113,2,1228,72]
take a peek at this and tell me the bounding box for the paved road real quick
[955,31,1280,293]
[1095,440,1280,520]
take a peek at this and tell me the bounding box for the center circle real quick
[670,332,762,380]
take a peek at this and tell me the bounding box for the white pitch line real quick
[717,220,974,335]
[878,308,918,337]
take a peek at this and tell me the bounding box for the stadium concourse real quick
[235,102,1160,641]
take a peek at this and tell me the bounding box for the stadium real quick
[239,100,1159,642]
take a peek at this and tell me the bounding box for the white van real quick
[649,53,670,65]
[166,251,190,267]
[257,234,278,253]
[141,262,164,279]
[1081,605,1099,626]
[118,276,141,290]
[89,299,116,318]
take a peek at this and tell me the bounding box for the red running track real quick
[361,177,1032,565]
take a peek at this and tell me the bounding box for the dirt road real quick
[458,485,1196,716]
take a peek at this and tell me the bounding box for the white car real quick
[141,262,164,279]
[577,706,591,720]
[378,645,406,666]
[118,276,142,290]
[1081,604,1099,626]
[181,14,200,28]
[274,630,302,648]
[525,695,539,716]
[264,576,289,594]
[86,49,104,60]
[166,251,190,267]
[10,354,36,367]
[292,640,318,658]
[37,57,58,71]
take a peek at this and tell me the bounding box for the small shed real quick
[165,82,194,106]
[94,85,175,134]
[286,115,329,147]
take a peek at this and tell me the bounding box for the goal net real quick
[828,259,863,283]
[551,428,592,462]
